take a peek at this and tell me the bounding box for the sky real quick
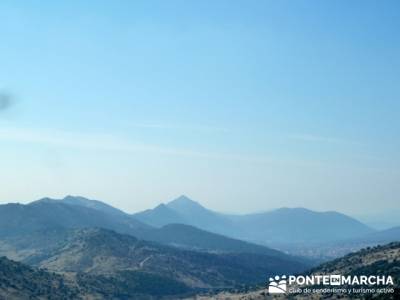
[0,0,399,216]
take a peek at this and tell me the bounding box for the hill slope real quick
[310,242,400,278]
[0,256,78,300]
[0,227,310,298]
[0,255,191,299]
[19,228,308,289]
[190,242,400,300]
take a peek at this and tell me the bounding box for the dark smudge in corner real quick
[0,91,14,111]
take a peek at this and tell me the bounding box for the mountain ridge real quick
[133,195,375,246]
[0,197,303,265]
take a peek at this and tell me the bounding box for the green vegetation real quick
[0,256,79,300]
[77,270,191,298]
[307,242,400,299]
[29,228,306,287]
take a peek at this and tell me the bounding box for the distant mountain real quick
[0,198,311,280]
[31,196,296,255]
[57,195,127,217]
[133,196,374,246]
[135,195,237,236]
[144,223,289,257]
[1,195,393,299]
[167,195,222,224]
[134,203,187,227]
[4,195,383,262]
[26,195,374,250]
[0,198,291,258]
[276,225,400,262]
[0,199,150,238]
[356,226,400,244]
[231,207,374,244]
[356,211,400,230]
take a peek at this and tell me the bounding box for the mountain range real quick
[0,197,294,258]
[0,194,398,299]
[0,195,313,298]
[133,196,400,260]
[133,195,385,246]
[3,195,398,258]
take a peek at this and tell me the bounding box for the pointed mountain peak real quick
[166,195,212,217]
[172,195,193,201]
[167,195,204,209]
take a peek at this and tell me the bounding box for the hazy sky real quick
[0,0,399,215]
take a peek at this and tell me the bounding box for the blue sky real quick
[0,0,399,215]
